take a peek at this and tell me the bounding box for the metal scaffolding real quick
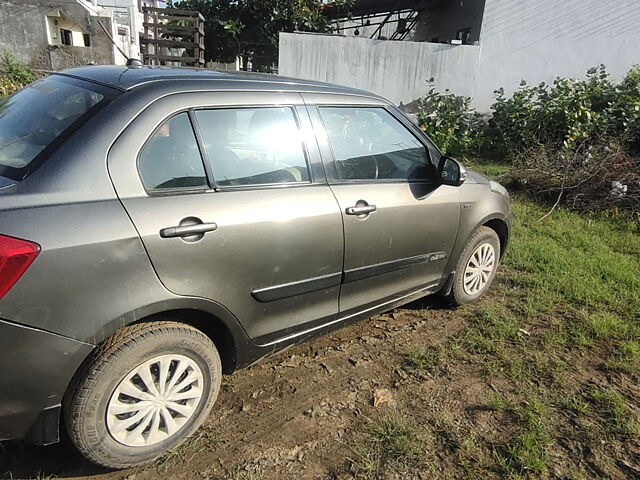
[141,6,205,67]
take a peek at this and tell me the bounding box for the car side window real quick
[138,112,208,192]
[318,107,436,182]
[194,107,310,187]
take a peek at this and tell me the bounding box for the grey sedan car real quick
[0,66,510,468]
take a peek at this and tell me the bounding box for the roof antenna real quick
[96,19,143,68]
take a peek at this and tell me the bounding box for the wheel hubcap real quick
[463,243,496,295]
[106,354,204,447]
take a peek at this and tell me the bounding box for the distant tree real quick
[173,0,351,71]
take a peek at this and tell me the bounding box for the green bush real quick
[490,65,640,156]
[416,82,485,157]
[0,50,36,96]
[417,66,640,220]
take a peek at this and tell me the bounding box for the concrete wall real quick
[279,0,640,111]
[0,0,115,70]
[279,32,480,108]
[475,0,640,109]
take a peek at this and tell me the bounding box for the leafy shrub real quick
[0,50,36,96]
[416,82,485,156]
[417,66,640,219]
[0,76,22,97]
[490,65,640,156]
[490,66,640,219]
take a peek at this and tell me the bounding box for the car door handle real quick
[345,205,377,215]
[160,222,218,238]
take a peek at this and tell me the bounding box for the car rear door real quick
[305,94,461,315]
[108,91,344,345]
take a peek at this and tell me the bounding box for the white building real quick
[83,0,165,64]
[280,0,640,111]
[0,0,164,69]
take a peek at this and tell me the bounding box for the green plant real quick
[0,50,35,96]
[492,66,608,152]
[606,340,640,374]
[490,65,640,156]
[416,81,485,156]
[0,50,35,84]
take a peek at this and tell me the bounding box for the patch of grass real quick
[463,305,522,354]
[369,414,422,460]
[590,388,639,438]
[605,340,640,374]
[362,163,640,478]
[498,351,568,386]
[505,199,640,325]
[565,395,591,416]
[464,159,511,179]
[488,393,511,411]
[350,413,423,479]
[403,342,458,372]
[582,312,628,340]
[428,413,491,476]
[491,396,552,477]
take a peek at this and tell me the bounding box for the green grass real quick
[463,304,522,355]
[505,199,640,326]
[350,413,423,478]
[403,342,459,372]
[476,157,640,365]
[605,340,640,374]
[490,396,552,476]
[589,388,639,438]
[472,163,640,475]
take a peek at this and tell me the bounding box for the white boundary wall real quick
[279,0,640,111]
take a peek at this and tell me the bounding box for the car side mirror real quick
[438,156,467,187]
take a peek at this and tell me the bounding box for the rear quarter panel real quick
[0,86,248,346]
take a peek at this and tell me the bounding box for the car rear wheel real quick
[64,321,221,469]
[447,226,501,306]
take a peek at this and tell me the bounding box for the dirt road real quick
[2,297,468,479]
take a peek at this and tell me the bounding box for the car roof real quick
[55,65,383,100]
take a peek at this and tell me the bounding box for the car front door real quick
[108,91,344,345]
[306,96,461,315]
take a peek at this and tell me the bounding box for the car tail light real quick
[0,234,40,300]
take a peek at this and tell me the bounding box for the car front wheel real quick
[64,321,221,469]
[447,226,501,306]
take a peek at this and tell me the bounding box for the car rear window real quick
[0,75,119,181]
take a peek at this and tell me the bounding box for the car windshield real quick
[0,75,117,181]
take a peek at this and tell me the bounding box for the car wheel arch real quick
[87,298,254,375]
[482,217,510,260]
[126,308,238,375]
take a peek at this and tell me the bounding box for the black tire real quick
[64,321,222,469]
[447,226,501,306]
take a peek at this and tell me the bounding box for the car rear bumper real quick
[0,318,94,445]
